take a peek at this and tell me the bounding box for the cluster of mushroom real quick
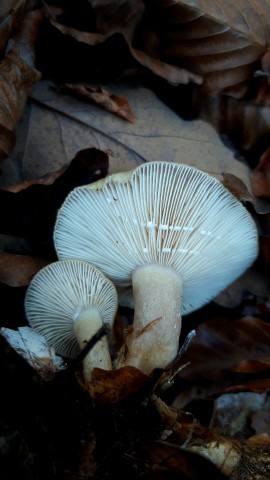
[25,161,259,382]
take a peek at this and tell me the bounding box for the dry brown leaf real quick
[143,440,229,479]
[213,267,270,310]
[0,326,66,380]
[90,0,145,43]
[0,0,27,55]
[182,317,270,379]
[221,172,255,202]
[0,7,43,161]
[49,17,203,87]
[22,80,251,185]
[226,378,270,394]
[251,147,270,199]
[0,252,50,286]
[254,48,270,104]
[143,0,270,97]
[191,86,270,155]
[0,47,40,161]
[150,399,270,479]
[171,317,270,410]
[58,83,136,123]
[7,8,45,68]
[1,164,67,192]
[88,365,151,404]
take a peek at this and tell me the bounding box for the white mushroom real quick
[53,162,258,376]
[24,259,118,381]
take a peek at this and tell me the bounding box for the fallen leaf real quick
[172,317,270,409]
[251,147,270,199]
[213,267,270,309]
[0,325,66,379]
[57,83,136,122]
[6,80,253,188]
[187,316,270,378]
[39,15,203,86]
[88,365,151,404]
[143,440,231,479]
[1,147,109,260]
[90,0,145,43]
[0,47,40,161]
[2,164,67,192]
[6,8,45,68]
[150,397,270,478]
[0,252,49,286]
[210,391,270,437]
[0,7,44,162]
[143,0,270,97]
[221,172,255,203]
[0,0,27,55]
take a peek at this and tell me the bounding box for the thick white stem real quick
[73,308,112,382]
[116,264,182,376]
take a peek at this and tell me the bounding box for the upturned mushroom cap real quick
[54,162,258,315]
[24,259,118,359]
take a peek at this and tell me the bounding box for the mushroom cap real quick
[24,259,118,358]
[54,162,258,315]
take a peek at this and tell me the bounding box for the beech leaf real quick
[172,317,270,409]
[48,16,203,86]
[0,326,66,379]
[145,0,270,97]
[4,80,252,190]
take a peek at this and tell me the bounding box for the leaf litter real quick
[1,1,270,479]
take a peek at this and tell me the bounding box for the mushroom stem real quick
[116,264,183,376]
[73,307,112,381]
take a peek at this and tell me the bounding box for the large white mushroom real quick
[53,162,258,376]
[24,259,118,381]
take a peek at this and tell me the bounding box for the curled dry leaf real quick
[48,16,203,86]
[143,0,270,97]
[57,83,136,123]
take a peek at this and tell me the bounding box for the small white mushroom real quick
[53,162,258,376]
[24,259,118,382]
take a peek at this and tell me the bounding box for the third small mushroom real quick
[53,162,258,376]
